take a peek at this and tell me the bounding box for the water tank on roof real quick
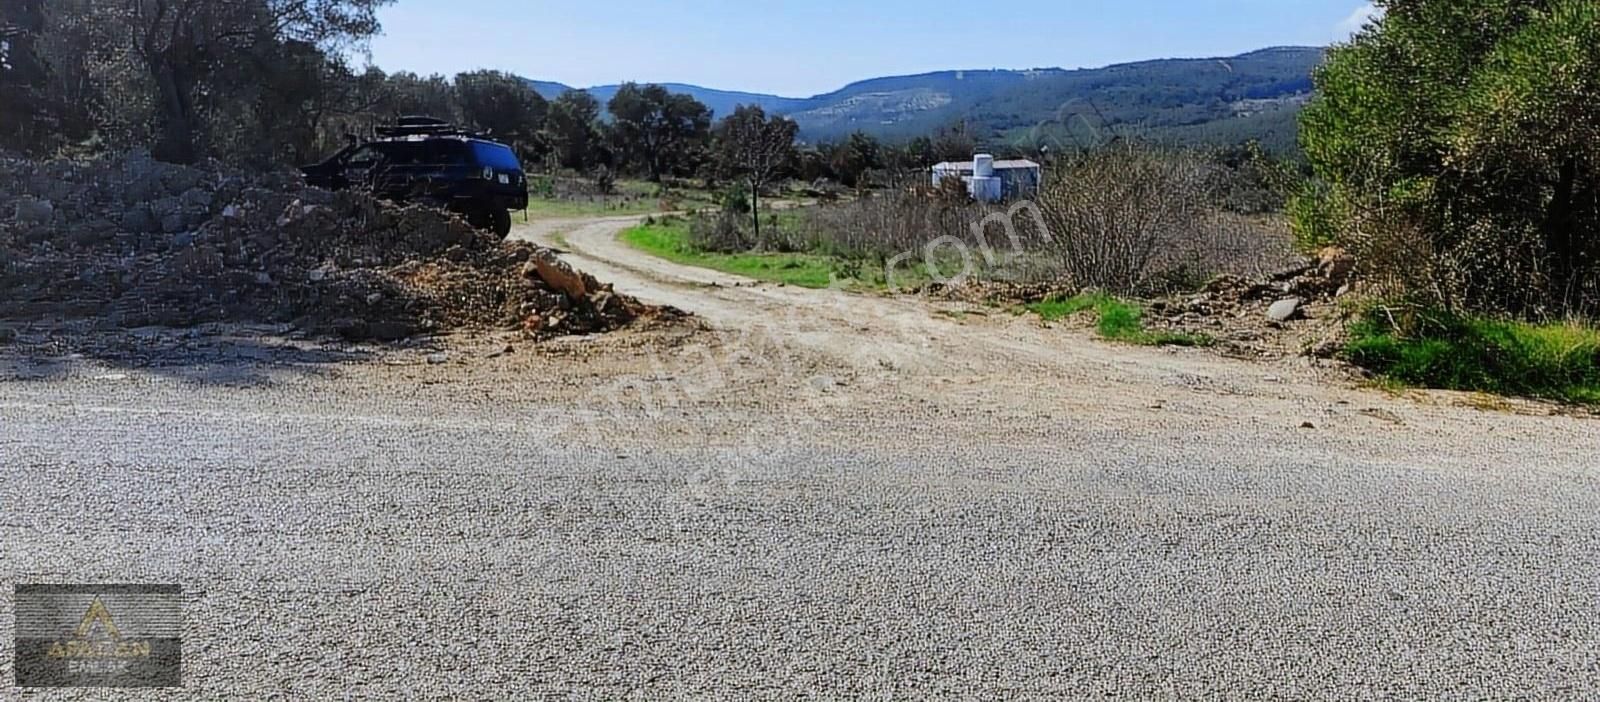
[974,154,995,178]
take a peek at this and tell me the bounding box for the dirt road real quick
[0,215,1596,699]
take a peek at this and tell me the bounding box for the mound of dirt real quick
[1143,248,1358,359]
[928,249,1359,360]
[0,151,664,340]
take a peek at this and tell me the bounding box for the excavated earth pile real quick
[0,152,661,340]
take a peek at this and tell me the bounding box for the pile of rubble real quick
[1144,247,1358,358]
[0,151,658,340]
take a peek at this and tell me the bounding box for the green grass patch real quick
[1027,292,1211,347]
[619,217,1012,292]
[621,220,854,289]
[1344,309,1600,404]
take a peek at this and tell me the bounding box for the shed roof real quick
[931,159,1042,171]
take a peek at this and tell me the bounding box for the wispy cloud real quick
[1337,3,1384,39]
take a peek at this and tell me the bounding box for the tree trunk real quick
[750,177,761,249]
[150,55,198,164]
[1544,156,1580,307]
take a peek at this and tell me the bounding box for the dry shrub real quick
[1036,146,1214,294]
[688,211,752,253]
[786,191,1016,262]
[761,145,1299,291]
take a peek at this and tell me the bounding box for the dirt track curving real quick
[0,215,1595,698]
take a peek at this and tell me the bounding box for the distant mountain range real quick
[526,47,1324,153]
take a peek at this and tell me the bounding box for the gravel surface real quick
[0,217,1597,699]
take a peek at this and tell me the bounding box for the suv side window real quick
[346,146,383,167]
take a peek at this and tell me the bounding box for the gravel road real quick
[1,215,1597,699]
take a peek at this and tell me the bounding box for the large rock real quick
[119,205,159,234]
[13,198,54,225]
[1267,298,1303,323]
[527,251,590,299]
[1318,247,1356,287]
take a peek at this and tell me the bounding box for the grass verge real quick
[622,220,860,289]
[1027,292,1211,347]
[1344,308,1600,404]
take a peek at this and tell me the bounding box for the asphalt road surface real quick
[0,216,1596,699]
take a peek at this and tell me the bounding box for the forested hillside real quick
[527,47,1323,152]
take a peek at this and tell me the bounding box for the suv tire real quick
[490,208,512,238]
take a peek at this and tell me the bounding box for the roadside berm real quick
[0,152,664,341]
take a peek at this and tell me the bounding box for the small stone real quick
[1267,298,1303,323]
[426,352,449,365]
[365,293,384,306]
[1300,421,1317,430]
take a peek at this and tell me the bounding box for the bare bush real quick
[696,145,1297,293]
[689,212,753,253]
[1036,146,1216,294]
[786,191,1041,263]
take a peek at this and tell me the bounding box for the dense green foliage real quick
[1299,0,1600,319]
[545,89,605,171]
[606,83,713,181]
[1,0,399,164]
[454,70,548,157]
[1345,309,1600,404]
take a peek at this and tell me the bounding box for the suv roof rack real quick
[375,116,487,140]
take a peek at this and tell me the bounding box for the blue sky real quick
[367,1,1379,97]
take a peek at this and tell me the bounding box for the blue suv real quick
[302,117,529,237]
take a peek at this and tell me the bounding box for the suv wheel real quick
[489,208,512,238]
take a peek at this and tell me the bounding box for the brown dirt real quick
[0,151,668,341]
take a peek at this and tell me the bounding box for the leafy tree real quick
[831,131,882,189]
[1300,0,1600,317]
[117,0,394,163]
[931,121,979,163]
[545,88,602,171]
[379,71,457,121]
[714,104,798,245]
[454,69,547,159]
[606,82,711,181]
[883,137,934,189]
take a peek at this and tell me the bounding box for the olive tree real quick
[606,83,711,181]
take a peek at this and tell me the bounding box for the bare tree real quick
[715,105,798,247]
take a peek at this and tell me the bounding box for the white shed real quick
[931,155,1042,202]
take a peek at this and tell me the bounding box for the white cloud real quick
[1337,3,1384,39]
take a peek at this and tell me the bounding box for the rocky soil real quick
[0,152,666,342]
[1144,246,1359,359]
